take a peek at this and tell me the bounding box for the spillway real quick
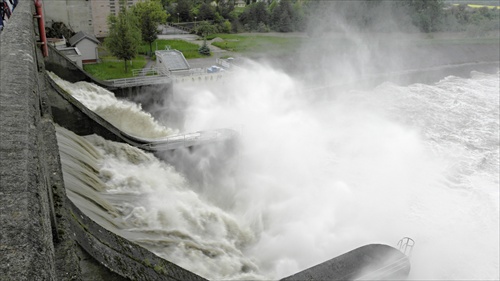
[52,62,499,280]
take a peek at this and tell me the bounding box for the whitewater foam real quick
[48,72,177,139]
[56,65,499,280]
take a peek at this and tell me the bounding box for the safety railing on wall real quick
[132,67,170,77]
[397,237,415,257]
[110,75,172,87]
[172,73,225,84]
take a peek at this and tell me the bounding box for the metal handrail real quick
[397,237,415,257]
[109,75,171,87]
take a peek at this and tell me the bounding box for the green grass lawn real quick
[209,34,304,54]
[139,39,206,59]
[86,40,204,80]
[83,56,148,80]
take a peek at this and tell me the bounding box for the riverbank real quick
[243,31,499,85]
[165,31,499,79]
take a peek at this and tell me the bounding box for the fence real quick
[110,75,172,87]
[172,73,225,85]
[132,67,170,77]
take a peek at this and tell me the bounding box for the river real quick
[52,65,499,280]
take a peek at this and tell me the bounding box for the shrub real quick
[198,41,211,56]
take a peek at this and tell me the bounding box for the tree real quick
[105,3,141,72]
[195,21,218,55]
[176,0,192,22]
[198,2,216,21]
[270,0,294,32]
[405,0,444,32]
[195,20,218,37]
[132,0,168,54]
[198,40,211,56]
[239,2,269,31]
[217,0,235,20]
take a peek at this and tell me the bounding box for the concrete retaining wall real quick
[1,3,190,281]
[0,2,57,279]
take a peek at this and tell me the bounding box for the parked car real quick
[207,65,222,73]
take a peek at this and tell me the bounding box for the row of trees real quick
[105,0,499,71]
[163,0,308,33]
[162,0,498,35]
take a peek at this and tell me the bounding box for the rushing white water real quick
[48,72,176,138]
[57,126,265,280]
[56,65,499,280]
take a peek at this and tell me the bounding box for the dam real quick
[1,1,499,280]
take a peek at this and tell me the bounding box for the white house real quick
[235,0,246,8]
[68,31,100,64]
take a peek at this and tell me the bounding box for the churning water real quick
[48,72,177,138]
[54,65,499,280]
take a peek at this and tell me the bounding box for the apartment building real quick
[43,0,140,38]
[91,0,139,38]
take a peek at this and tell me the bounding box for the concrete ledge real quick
[0,1,56,280]
[68,200,207,281]
[281,244,410,281]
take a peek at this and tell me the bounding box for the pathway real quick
[156,26,235,70]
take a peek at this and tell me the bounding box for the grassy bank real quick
[85,40,203,80]
[210,34,304,54]
[139,39,205,59]
[83,56,148,80]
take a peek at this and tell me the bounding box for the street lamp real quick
[177,13,179,24]
[194,16,197,28]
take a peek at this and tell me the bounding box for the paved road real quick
[156,26,236,70]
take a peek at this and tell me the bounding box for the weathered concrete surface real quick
[281,244,410,281]
[69,201,207,281]
[0,2,57,280]
[1,5,224,281]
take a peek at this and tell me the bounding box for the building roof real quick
[58,47,81,56]
[69,31,100,46]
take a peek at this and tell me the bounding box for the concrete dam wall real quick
[0,2,202,281]
[1,1,498,281]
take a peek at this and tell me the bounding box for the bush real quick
[198,41,211,56]
[257,22,269,33]
[221,20,232,33]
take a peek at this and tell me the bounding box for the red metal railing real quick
[34,0,48,57]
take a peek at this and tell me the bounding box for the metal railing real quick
[172,73,225,84]
[135,129,234,152]
[109,75,172,87]
[132,67,170,77]
[397,237,415,257]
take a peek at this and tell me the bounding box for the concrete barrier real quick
[0,1,58,279]
[281,244,410,281]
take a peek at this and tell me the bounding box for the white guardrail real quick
[110,75,171,87]
[131,67,170,77]
[110,58,242,87]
